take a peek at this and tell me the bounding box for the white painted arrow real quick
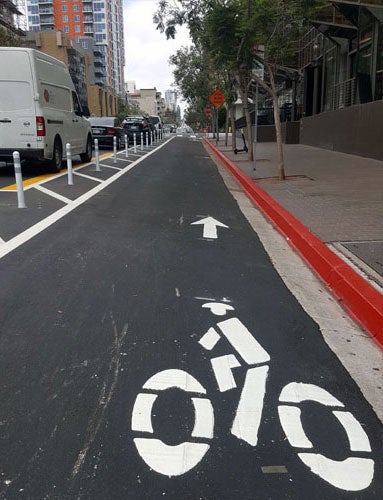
[191,217,229,239]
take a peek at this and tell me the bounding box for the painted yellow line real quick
[0,154,111,191]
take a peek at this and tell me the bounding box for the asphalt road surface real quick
[0,137,382,499]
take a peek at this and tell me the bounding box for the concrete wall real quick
[300,100,383,160]
[241,122,300,144]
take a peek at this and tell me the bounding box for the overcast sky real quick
[123,0,191,109]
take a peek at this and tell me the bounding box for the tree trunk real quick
[236,73,253,161]
[244,103,253,161]
[269,68,285,180]
[225,104,229,147]
[230,104,237,151]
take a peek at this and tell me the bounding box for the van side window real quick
[72,91,82,114]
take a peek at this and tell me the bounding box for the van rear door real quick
[0,50,38,151]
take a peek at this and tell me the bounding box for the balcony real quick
[93,57,104,66]
[84,26,93,34]
[94,67,105,77]
[39,7,54,15]
[40,15,54,25]
[327,77,357,111]
[312,5,357,39]
[83,15,93,23]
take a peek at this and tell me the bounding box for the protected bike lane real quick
[0,137,381,499]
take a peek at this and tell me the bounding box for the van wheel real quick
[80,135,92,163]
[49,138,63,173]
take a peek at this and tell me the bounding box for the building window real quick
[94,23,105,32]
[74,15,80,22]
[75,25,81,33]
[74,5,79,11]
[62,6,68,12]
[63,26,69,33]
[94,3,105,13]
[62,15,68,22]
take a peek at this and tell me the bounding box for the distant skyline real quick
[123,0,191,110]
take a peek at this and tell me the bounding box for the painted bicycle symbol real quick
[131,302,374,491]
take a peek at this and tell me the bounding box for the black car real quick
[88,117,126,149]
[122,115,153,144]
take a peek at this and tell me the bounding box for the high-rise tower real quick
[25,0,124,96]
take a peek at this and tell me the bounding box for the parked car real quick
[88,117,125,149]
[0,47,92,172]
[122,115,152,144]
[148,115,162,135]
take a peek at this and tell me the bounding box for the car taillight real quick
[107,128,116,135]
[36,116,46,137]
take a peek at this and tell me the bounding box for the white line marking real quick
[191,398,214,438]
[175,287,180,297]
[142,369,206,393]
[33,184,71,204]
[231,366,268,446]
[73,172,103,182]
[191,216,229,239]
[133,439,210,477]
[98,164,122,170]
[211,354,241,392]
[0,138,174,260]
[278,406,313,448]
[333,411,372,452]
[217,318,271,365]
[199,327,221,350]
[131,393,157,433]
[279,383,344,407]
[298,454,374,491]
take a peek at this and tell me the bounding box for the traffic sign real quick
[209,88,225,108]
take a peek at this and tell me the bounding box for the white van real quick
[0,48,92,172]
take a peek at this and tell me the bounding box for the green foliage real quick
[116,99,141,124]
[0,27,20,47]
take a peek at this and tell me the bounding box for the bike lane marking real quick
[0,138,174,260]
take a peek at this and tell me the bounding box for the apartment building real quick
[25,0,124,96]
[21,29,118,116]
[165,89,177,112]
[0,0,25,38]
[298,0,383,159]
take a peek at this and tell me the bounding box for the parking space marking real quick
[0,137,174,260]
[99,164,122,170]
[73,171,104,183]
[33,184,72,204]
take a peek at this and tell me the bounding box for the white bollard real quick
[13,151,26,209]
[66,143,73,185]
[145,132,148,147]
[113,136,117,163]
[134,133,137,153]
[95,138,100,171]
[151,131,154,145]
[125,134,128,158]
[140,132,143,150]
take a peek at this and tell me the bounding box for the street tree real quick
[154,0,324,180]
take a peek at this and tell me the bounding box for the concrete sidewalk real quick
[211,138,383,289]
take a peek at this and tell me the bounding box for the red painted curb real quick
[203,138,383,348]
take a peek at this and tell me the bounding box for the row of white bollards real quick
[12,130,166,208]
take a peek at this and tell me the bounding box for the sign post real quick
[209,89,225,144]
